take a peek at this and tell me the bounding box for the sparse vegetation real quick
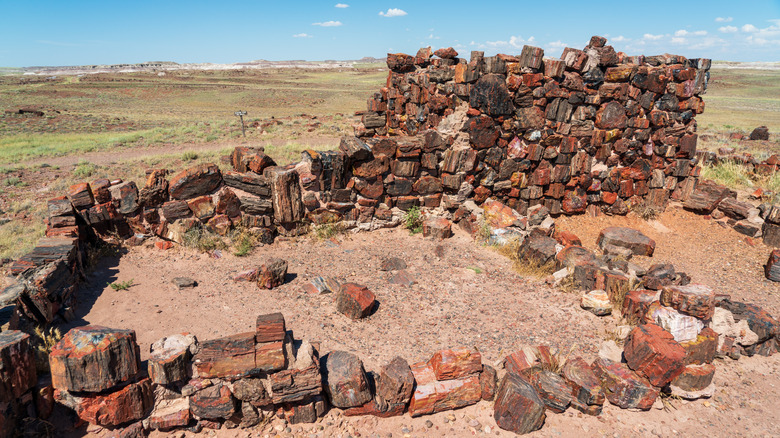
[72,160,97,178]
[404,206,424,234]
[32,326,62,373]
[182,151,199,161]
[230,227,257,256]
[181,226,227,252]
[110,279,134,291]
[311,221,347,240]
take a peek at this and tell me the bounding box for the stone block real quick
[336,283,376,319]
[581,290,612,316]
[480,364,498,401]
[660,284,716,320]
[766,249,780,282]
[321,351,373,409]
[561,356,605,408]
[148,334,197,385]
[529,370,572,413]
[257,258,288,290]
[624,324,686,387]
[109,181,140,215]
[376,356,414,414]
[597,227,655,256]
[679,328,718,365]
[50,326,140,393]
[591,358,658,410]
[408,361,481,417]
[55,378,153,427]
[145,396,191,430]
[192,332,285,379]
[67,182,94,210]
[671,363,715,392]
[652,306,704,342]
[168,163,222,200]
[428,347,482,381]
[493,372,546,434]
[718,300,779,342]
[0,330,37,402]
[255,313,286,343]
[422,217,453,240]
[190,382,236,420]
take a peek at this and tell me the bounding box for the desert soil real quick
[63,205,779,438]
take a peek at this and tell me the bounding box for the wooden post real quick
[234,110,247,137]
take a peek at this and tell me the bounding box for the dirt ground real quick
[62,204,780,438]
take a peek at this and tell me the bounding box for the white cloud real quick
[643,33,663,40]
[312,21,342,27]
[671,37,686,44]
[427,33,440,40]
[612,35,626,42]
[675,29,707,37]
[335,3,349,8]
[719,25,738,33]
[715,17,733,23]
[545,40,567,49]
[379,8,407,17]
[292,33,312,38]
[742,24,759,32]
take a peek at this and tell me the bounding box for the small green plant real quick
[404,206,424,234]
[466,266,483,274]
[32,326,62,373]
[110,279,134,291]
[73,160,97,178]
[3,176,25,187]
[182,151,199,161]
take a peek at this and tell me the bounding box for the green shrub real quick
[404,206,424,234]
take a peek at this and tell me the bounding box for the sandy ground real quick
[64,205,779,438]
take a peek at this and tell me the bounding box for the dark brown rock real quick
[749,126,770,141]
[139,169,169,207]
[257,258,288,290]
[561,356,605,408]
[493,372,546,435]
[595,101,627,129]
[597,227,656,257]
[336,283,376,319]
[376,356,414,413]
[680,328,718,365]
[529,370,572,413]
[422,217,453,240]
[223,171,272,197]
[470,74,514,116]
[480,364,498,401]
[765,249,780,282]
[718,300,779,342]
[0,330,37,401]
[169,163,222,200]
[148,334,197,385]
[264,167,305,225]
[518,234,558,265]
[68,183,94,210]
[321,351,373,408]
[109,182,140,215]
[50,326,140,393]
[671,363,715,391]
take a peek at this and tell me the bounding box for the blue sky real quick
[1,1,779,67]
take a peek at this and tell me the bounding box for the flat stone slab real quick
[597,227,656,257]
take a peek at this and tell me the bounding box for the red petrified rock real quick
[592,358,658,410]
[622,290,661,321]
[336,283,376,319]
[192,332,285,379]
[55,379,153,427]
[50,326,140,393]
[257,258,288,290]
[529,370,572,413]
[480,364,498,401]
[146,397,191,430]
[256,312,286,343]
[624,324,686,387]
[561,356,605,414]
[493,372,546,434]
[765,249,780,282]
[595,101,627,129]
[671,364,715,392]
[680,328,718,365]
[408,361,481,417]
[67,182,94,210]
[422,217,453,240]
[168,163,222,200]
[504,348,542,377]
[190,382,236,420]
[322,350,373,408]
[434,47,458,59]
[0,330,37,401]
[660,284,716,320]
[429,347,482,380]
